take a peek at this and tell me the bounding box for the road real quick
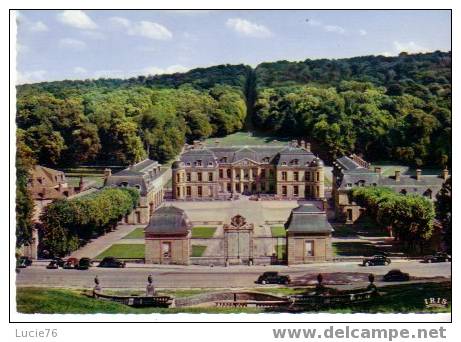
[16,260,451,289]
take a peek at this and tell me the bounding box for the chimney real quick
[395,170,401,182]
[305,142,311,153]
[442,168,449,181]
[291,139,298,147]
[374,167,382,174]
[300,140,305,149]
[416,169,422,181]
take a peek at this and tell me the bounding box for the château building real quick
[105,159,167,224]
[172,141,325,200]
[332,154,450,223]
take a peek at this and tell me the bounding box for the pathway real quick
[70,225,144,259]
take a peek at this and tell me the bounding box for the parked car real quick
[255,272,291,285]
[63,257,79,269]
[423,252,451,263]
[362,255,391,266]
[77,257,92,270]
[98,257,126,268]
[46,260,60,269]
[383,269,410,282]
[16,256,32,268]
[53,257,65,267]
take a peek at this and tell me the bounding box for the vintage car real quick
[423,252,451,263]
[77,257,92,270]
[16,256,33,268]
[383,269,410,282]
[362,255,391,266]
[98,257,126,268]
[255,272,291,285]
[46,260,60,269]
[63,257,79,269]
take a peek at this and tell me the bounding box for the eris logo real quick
[424,297,448,308]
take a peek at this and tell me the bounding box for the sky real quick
[15,10,451,84]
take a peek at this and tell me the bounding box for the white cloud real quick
[324,25,345,35]
[109,16,131,28]
[226,18,272,38]
[110,17,173,40]
[59,38,87,50]
[307,19,346,35]
[57,10,97,30]
[29,20,48,32]
[17,70,47,84]
[359,29,367,36]
[142,64,189,75]
[129,21,173,40]
[73,66,87,74]
[393,41,429,54]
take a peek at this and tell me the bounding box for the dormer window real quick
[186,162,191,167]
[220,157,228,163]
[290,159,299,166]
[281,162,287,166]
[208,161,213,167]
[346,183,352,188]
[195,160,203,167]
[262,157,270,163]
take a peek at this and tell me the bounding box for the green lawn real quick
[96,244,145,259]
[191,226,217,238]
[271,226,286,238]
[122,228,145,239]
[191,245,207,257]
[333,241,377,257]
[16,287,262,314]
[17,282,451,314]
[203,131,289,146]
[275,244,286,259]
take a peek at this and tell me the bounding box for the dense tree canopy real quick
[253,52,451,166]
[39,187,140,257]
[351,187,436,250]
[17,52,451,168]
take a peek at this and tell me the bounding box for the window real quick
[195,160,202,167]
[176,174,180,182]
[198,186,202,197]
[219,169,224,178]
[226,169,231,178]
[294,185,299,196]
[227,183,231,192]
[294,172,299,181]
[261,169,266,178]
[176,187,180,197]
[281,162,287,166]
[346,183,352,188]
[162,242,171,258]
[282,186,287,196]
[186,173,191,182]
[262,157,270,163]
[209,186,213,197]
[186,162,191,167]
[305,172,311,181]
[208,172,213,182]
[220,157,228,163]
[186,186,191,196]
[282,172,288,181]
[198,172,202,182]
[208,162,213,167]
[347,209,353,221]
[316,172,320,182]
[305,241,314,257]
[291,159,299,166]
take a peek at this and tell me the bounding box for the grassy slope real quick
[191,227,217,238]
[122,228,145,239]
[96,244,145,259]
[203,132,289,146]
[16,282,450,314]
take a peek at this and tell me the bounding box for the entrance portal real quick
[223,214,254,264]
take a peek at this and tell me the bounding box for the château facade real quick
[172,140,325,200]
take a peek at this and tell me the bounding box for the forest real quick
[16,51,451,168]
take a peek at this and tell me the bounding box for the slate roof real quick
[105,159,165,196]
[145,206,192,236]
[178,145,320,167]
[334,155,448,196]
[284,204,333,233]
